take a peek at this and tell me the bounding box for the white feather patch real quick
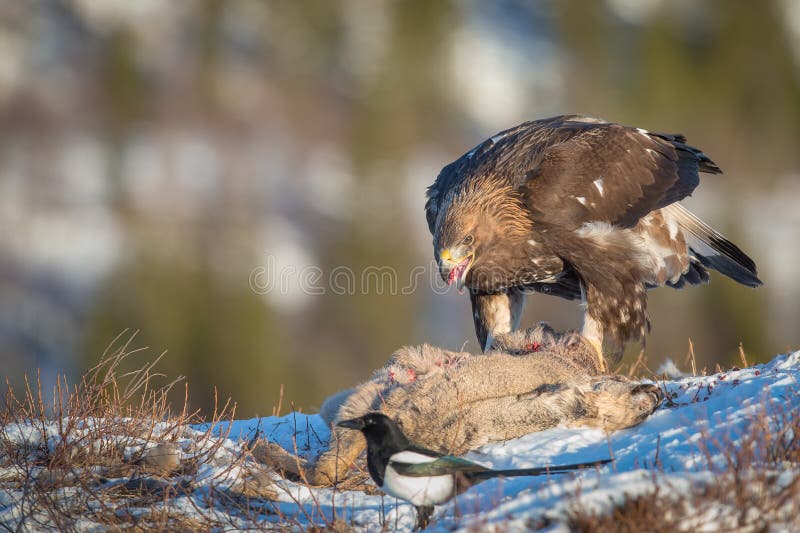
[575,221,616,239]
[593,178,604,196]
[390,451,439,464]
[576,222,655,273]
[663,210,680,239]
[384,452,455,506]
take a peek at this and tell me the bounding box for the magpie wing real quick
[389,455,490,478]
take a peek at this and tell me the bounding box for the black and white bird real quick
[337,412,610,529]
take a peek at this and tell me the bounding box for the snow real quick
[1,351,799,530]
[655,357,688,378]
[208,351,800,530]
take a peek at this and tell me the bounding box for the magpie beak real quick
[337,413,612,530]
[336,418,365,430]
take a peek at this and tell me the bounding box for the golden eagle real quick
[425,115,761,367]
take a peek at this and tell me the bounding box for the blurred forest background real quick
[1,0,799,417]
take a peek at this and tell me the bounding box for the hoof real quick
[630,383,664,414]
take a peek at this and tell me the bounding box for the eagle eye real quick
[462,234,474,246]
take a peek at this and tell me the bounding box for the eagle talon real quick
[585,337,607,373]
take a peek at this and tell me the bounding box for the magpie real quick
[337,412,611,529]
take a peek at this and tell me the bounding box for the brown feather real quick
[426,115,760,352]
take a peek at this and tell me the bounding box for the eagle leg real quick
[469,290,525,352]
[581,312,607,372]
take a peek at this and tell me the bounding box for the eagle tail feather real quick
[692,249,762,288]
[666,204,762,288]
[668,261,710,288]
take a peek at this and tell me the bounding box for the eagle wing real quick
[517,121,729,349]
[523,123,721,230]
[425,116,718,234]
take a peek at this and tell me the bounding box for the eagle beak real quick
[439,250,474,290]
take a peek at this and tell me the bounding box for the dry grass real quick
[0,332,343,531]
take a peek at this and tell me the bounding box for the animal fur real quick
[270,324,661,486]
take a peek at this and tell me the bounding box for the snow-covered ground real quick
[214,350,800,531]
[2,351,799,531]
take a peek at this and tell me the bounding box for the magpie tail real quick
[468,458,611,481]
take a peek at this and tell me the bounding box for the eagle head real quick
[434,198,494,289]
[433,179,533,291]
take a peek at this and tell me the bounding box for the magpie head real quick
[337,412,410,453]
